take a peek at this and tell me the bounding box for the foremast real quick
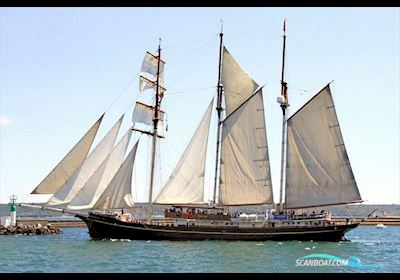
[147,39,163,222]
[213,24,224,204]
[277,19,289,213]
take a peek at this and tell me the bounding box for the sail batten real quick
[92,141,139,210]
[31,114,104,194]
[155,98,214,204]
[285,85,361,209]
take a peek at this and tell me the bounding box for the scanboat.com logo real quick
[295,254,381,269]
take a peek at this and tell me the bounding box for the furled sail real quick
[31,114,104,194]
[285,85,361,209]
[66,128,133,210]
[155,98,214,204]
[221,47,259,115]
[219,89,273,205]
[92,140,139,210]
[46,115,124,206]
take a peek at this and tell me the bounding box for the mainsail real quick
[155,98,214,204]
[31,114,104,194]
[285,85,362,209]
[92,140,139,210]
[218,48,273,205]
[66,128,133,210]
[46,115,124,206]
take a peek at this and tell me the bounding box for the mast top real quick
[283,18,286,35]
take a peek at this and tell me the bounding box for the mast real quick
[147,38,163,222]
[213,23,224,204]
[278,19,289,213]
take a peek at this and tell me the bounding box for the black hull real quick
[76,214,359,242]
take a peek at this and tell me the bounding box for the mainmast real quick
[213,23,224,204]
[277,19,289,213]
[147,39,163,222]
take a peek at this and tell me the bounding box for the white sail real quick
[140,51,165,91]
[46,115,124,206]
[92,141,139,210]
[155,98,214,204]
[139,76,166,94]
[221,47,259,115]
[31,115,104,194]
[140,51,164,80]
[132,101,166,134]
[219,89,273,205]
[285,85,361,209]
[66,128,133,210]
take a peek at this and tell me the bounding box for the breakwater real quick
[0,224,62,235]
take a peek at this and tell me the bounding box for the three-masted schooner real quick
[21,22,363,241]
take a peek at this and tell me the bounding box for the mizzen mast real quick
[213,23,224,204]
[277,19,289,213]
[147,38,163,222]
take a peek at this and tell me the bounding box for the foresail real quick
[31,114,104,194]
[285,85,361,209]
[92,141,139,210]
[219,89,273,205]
[221,47,259,116]
[46,115,124,206]
[66,128,132,210]
[155,98,214,204]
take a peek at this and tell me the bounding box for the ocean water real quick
[0,225,399,272]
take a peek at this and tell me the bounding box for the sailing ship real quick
[21,22,364,241]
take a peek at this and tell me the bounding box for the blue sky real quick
[0,7,399,204]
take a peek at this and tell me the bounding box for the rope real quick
[163,34,218,50]
[167,85,215,96]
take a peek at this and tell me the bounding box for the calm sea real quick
[0,225,399,273]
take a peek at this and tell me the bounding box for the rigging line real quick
[103,72,139,114]
[167,40,218,88]
[167,36,218,74]
[163,34,218,50]
[167,86,215,95]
